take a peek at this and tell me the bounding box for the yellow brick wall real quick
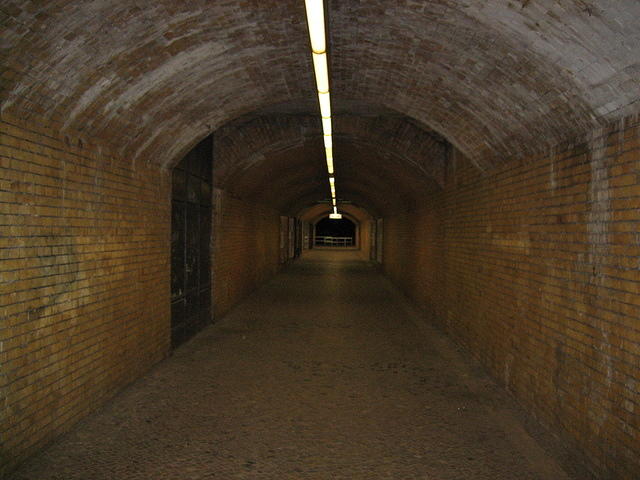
[212,189,281,318]
[1,119,171,474]
[384,116,640,479]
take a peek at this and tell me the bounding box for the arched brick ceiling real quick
[2,1,639,170]
[214,114,446,186]
[299,203,373,224]
[214,114,444,215]
[216,136,434,216]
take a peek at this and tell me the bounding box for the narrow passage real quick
[11,251,576,479]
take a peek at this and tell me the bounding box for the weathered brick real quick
[384,118,640,480]
[0,119,171,475]
[211,188,281,319]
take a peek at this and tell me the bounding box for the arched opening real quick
[314,216,357,248]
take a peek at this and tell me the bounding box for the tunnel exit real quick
[314,216,356,248]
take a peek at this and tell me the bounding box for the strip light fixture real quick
[304,0,339,215]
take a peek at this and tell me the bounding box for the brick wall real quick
[383,201,445,321]
[383,116,640,479]
[212,188,280,318]
[357,218,373,261]
[1,119,171,475]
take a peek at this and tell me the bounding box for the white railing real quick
[315,236,354,247]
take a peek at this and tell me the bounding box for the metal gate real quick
[171,136,213,348]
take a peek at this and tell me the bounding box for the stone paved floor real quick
[10,250,583,479]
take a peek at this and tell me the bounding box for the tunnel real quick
[1,1,640,479]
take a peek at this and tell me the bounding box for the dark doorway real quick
[314,216,356,247]
[171,136,213,348]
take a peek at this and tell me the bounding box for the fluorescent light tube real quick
[318,91,331,118]
[326,150,334,172]
[325,147,332,159]
[323,134,332,149]
[326,160,334,174]
[322,117,331,136]
[304,0,326,54]
[313,52,329,93]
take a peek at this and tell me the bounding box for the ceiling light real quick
[304,0,341,211]
[318,91,331,118]
[312,52,329,93]
[322,117,331,136]
[325,148,334,173]
[304,0,326,54]
[329,213,342,219]
[326,158,334,175]
[325,146,332,159]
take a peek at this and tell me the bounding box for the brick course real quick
[1,123,285,475]
[211,189,280,319]
[1,118,171,475]
[383,116,640,479]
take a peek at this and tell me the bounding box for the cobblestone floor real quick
[10,250,583,479]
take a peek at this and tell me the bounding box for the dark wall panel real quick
[171,136,213,348]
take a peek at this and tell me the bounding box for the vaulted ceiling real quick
[213,114,446,215]
[3,0,639,213]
